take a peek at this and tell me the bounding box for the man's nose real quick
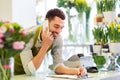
[57,28,62,33]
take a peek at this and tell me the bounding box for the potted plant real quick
[95,0,104,23]
[92,25,104,55]
[92,26,102,45]
[102,0,118,23]
[106,21,120,54]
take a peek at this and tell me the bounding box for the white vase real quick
[103,11,116,23]
[109,43,120,54]
[93,45,102,55]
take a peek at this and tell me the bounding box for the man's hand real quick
[79,67,87,76]
[41,27,54,47]
[77,67,87,76]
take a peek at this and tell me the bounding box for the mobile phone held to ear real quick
[43,20,49,31]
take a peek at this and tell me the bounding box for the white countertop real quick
[13,71,120,80]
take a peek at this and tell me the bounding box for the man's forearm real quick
[55,65,80,75]
[32,44,50,70]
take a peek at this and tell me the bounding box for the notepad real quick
[47,75,78,79]
[47,74,89,79]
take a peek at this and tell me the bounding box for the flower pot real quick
[103,11,116,23]
[93,45,102,55]
[109,43,120,54]
[0,57,14,80]
[94,14,104,23]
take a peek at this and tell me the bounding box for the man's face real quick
[49,16,65,38]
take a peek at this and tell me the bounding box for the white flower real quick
[70,0,74,3]
[0,26,7,34]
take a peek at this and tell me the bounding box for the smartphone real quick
[43,20,49,31]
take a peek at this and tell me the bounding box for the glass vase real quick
[0,57,14,80]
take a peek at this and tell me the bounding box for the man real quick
[14,8,87,76]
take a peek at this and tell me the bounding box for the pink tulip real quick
[0,34,5,40]
[12,41,25,50]
[0,44,4,48]
[9,28,15,33]
[0,39,3,43]
[0,38,4,48]
[3,64,11,69]
[19,29,27,36]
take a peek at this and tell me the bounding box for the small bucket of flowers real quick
[0,21,34,80]
[106,21,120,54]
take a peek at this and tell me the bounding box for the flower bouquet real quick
[0,21,34,80]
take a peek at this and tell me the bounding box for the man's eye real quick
[54,25,59,29]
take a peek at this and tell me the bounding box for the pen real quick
[47,75,83,80]
[77,74,88,79]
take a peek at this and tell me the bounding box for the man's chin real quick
[52,33,58,38]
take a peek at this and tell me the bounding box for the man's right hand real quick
[41,27,54,48]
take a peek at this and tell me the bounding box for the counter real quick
[13,71,120,80]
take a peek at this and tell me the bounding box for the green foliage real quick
[117,56,120,66]
[92,26,105,45]
[102,0,118,11]
[96,0,104,14]
[85,7,91,20]
[57,0,75,9]
[93,55,106,68]
[95,0,118,12]
[92,25,108,45]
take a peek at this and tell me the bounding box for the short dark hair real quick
[45,8,65,21]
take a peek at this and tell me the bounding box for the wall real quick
[0,0,12,21]
[0,0,36,28]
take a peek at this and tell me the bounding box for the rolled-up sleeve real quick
[20,26,42,75]
[51,35,64,70]
[20,38,36,75]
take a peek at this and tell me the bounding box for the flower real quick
[0,21,34,59]
[92,25,108,45]
[0,21,34,80]
[106,21,120,42]
[92,25,103,45]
